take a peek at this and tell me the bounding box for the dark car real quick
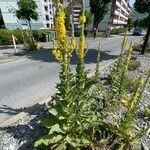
[132,28,142,35]
[74,27,81,37]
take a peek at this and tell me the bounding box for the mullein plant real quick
[34,1,150,149]
[109,37,133,106]
[35,0,97,149]
[21,30,37,51]
[107,69,150,150]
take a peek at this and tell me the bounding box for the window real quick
[44,0,47,2]
[47,24,50,28]
[45,15,49,20]
[45,6,48,11]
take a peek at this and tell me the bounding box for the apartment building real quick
[63,0,130,31]
[0,0,55,29]
[98,0,130,31]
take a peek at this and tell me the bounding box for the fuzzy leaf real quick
[49,124,64,134]
[55,143,67,150]
[34,134,63,147]
[49,108,58,116]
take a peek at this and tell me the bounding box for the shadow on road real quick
[26,48,117,64]
[0,103,50,150]
[0,105,25,115]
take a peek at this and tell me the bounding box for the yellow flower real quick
[124,44,133,72]
[68,38,76,53]
[136,78,144,85]
[52,49,62,61]
[128,46,133,53]
[55,11,67,50]
[124,56,131,72]
[77,35,85,59]
[80,15,86,25]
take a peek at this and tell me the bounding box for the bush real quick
[32,30,47,42]
[13,29,24,44]
[0,29,12,45]
[111,27,127,35]
[0,29,49,45]
[128,59,141,71]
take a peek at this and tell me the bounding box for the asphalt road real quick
[0,35,143,123]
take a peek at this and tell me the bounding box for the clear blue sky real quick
[130,0,135,6]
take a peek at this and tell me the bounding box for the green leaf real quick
[55,143,67,150]
[49,108,58,116]
[34,134,63,147]
[49,124,65,134]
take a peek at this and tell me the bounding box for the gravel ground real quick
[0,53,150,150]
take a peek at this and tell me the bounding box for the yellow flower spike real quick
[78,35,85,59]
[80,15,86,25]
[136,78,144,85]
[52,49,62,61]
[55,11,67,50]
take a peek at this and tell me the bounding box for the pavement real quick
[0,34,143,123]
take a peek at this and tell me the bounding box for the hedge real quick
[0,29,49,45]
[111,27,127,35]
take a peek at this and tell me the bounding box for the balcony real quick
[116,0,121,8]
[122,0,128,7]
[113,19,127,25]
[121,5,129,16]
[120,13,128,20]
[114,10,120,17]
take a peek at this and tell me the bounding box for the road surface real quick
[0,35,143,123]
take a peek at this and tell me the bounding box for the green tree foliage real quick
[16,0,38,31]
[16,0,38,51]
[134,0,150,54]
[133,19,139,27]
[84,10,93,28]
[127,17,134,31]
[90,0,111,29]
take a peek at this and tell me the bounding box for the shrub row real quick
[0,29,49,45]
[111,27,127,35]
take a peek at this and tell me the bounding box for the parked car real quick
[74,27,81,37]
[132,28,142,35]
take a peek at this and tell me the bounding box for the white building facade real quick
[65,0,130,31]
[0,0,55,29]
[98,0,130,31]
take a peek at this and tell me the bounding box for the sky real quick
[129,0,135,6]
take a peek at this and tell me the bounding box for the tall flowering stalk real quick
[118,43,133,96]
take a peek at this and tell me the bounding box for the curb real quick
[0,58,16,64]
[0,59,116,128]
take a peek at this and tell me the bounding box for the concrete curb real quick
[0,59,116,128]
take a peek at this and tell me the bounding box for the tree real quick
[0,9,5,28]
[90,0,111,30]
[85,10,93,28]
[127,17,134,31]
[16,0,38,32]
[133,19,139,27]
[134,0,150,54]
